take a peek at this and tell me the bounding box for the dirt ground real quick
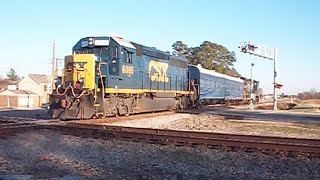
[290,99,320,114]
[300,99,320,105]
[1,129,319,179]
[229,99,320,113]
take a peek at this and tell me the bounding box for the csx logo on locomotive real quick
[148,60,169,82]
[66,62,87,71]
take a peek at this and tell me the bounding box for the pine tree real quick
[6,68,19,81]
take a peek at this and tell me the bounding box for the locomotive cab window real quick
[127,51,133,63]
[95,47,109,61]
[123,49,133,64]
[111,46,119,60]
[122,49,133,64]
[74,48,94,54]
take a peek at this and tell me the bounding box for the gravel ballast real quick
[109,113,320,139]
[0,129,319,179]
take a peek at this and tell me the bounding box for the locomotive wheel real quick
[255,96,260,103]
[124,105,130,116]
[117,104,130,116]
[176,100,182,110]
[51,108,64,119]
[96,113,105,119]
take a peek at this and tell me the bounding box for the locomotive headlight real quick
[75,78,84,89]
[53,78,61,86]
[88,37,94,45]
[78,78,84,83]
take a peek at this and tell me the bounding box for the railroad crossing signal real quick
[239,42,279,111]
[239,42,275,60]
[274,83,283,89]
[240,43,257,53]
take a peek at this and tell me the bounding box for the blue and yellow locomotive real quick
[50,36,194,119]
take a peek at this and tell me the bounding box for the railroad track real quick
[50,122,320,158]
[1,116,320,158]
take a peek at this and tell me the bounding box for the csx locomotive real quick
[50,36,195,119]
[49,35,249,119]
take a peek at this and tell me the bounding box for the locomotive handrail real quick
[56,85,71,96]
[98,62,108,92]
[56,85,87,99]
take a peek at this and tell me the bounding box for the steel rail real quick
[50,122,320,157]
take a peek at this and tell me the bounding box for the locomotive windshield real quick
[73,37,111,61]
[74,47,109,61]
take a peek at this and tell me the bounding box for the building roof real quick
[0,80,17,90]
[12,90,37,95]
[28,74,50,84]
[0,79,17,85]
[0,89,37,95]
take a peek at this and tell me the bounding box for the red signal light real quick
[274,83,283,89]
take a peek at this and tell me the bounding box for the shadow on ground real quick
[0,108,51,120]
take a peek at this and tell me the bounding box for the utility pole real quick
[249,63,254,110]
[52,40,56,89]
[273,48,277,111]
[52,41,55,77]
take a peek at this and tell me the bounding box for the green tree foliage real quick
[6,68,19,81]
[172,41,240,77]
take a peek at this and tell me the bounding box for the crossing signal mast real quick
[239,42,281,111]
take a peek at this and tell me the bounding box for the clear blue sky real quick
[0,0,319,94]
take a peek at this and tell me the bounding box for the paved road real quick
[206,108,320,123]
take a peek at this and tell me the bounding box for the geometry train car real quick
[188,64,244,105]
[49,36,194,119]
